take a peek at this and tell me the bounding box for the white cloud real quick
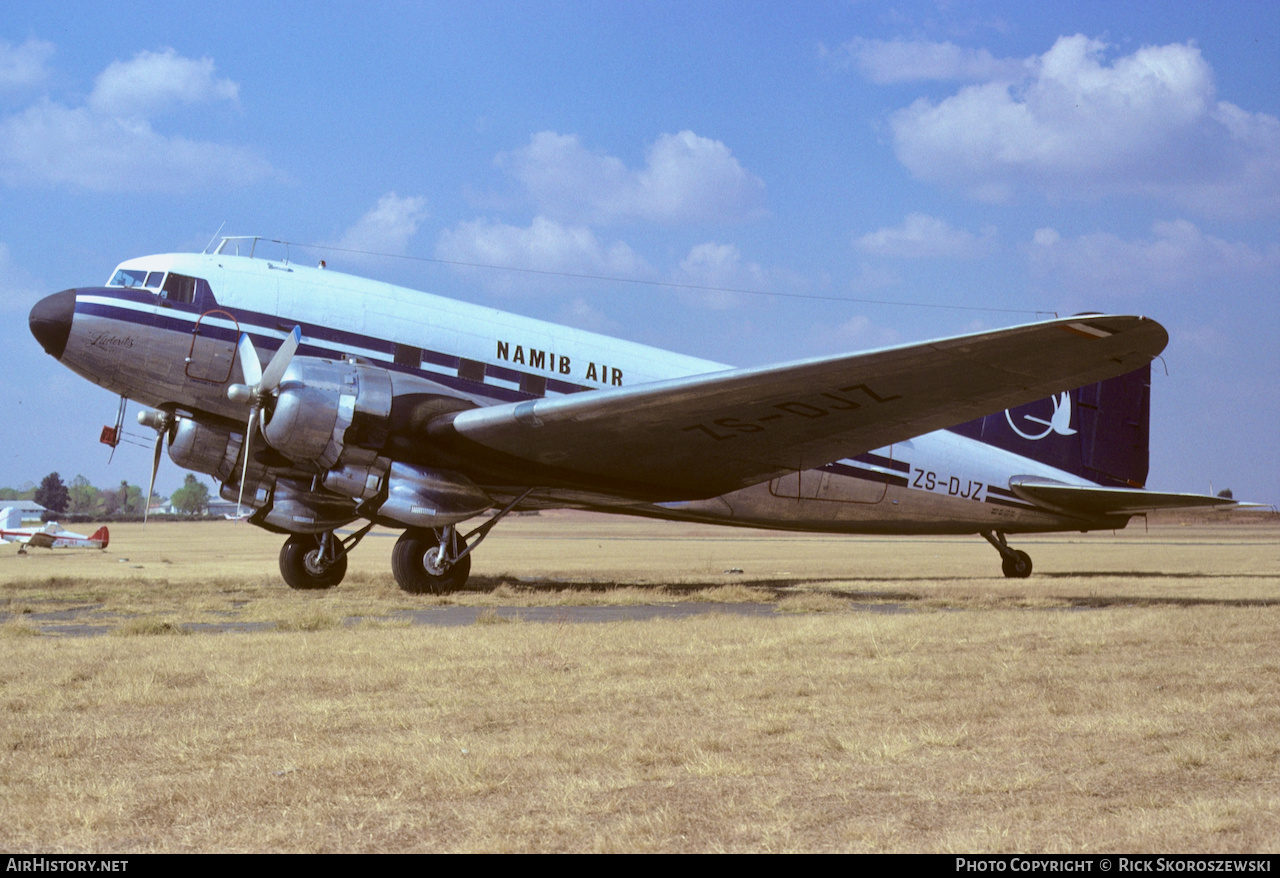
[498,130,766,225]
[0,47,273,192]
[0,38,54,91]
[673,242,769,309]
[435,216,649,292]
[673,242,809,311]
[1027,219,1280,298]
[810,314,902,354]
[0,100,275,191]
[855,213,997,258]
[337,193,427,255]
[557,297,620,334]
[835,37,1027,83]
[886,35,1280,218]
[88,48,239,118]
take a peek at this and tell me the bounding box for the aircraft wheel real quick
[279,534,346,590]
[1001,550,1033,579]
[392,528,471,594]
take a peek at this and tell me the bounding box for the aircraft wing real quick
[26,532,57,549]
[431,315,1169,500]
[1009,481,1241,517]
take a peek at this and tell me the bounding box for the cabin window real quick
[394,343,421,368]
[144,271,165,290]
[109,268,148,288]
[161,273,198,304]
[457,358,486,383]
[520,373,547,397]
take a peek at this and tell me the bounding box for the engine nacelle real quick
[263,359,393,470]
[168,418,243,482]
[378,462,492,527]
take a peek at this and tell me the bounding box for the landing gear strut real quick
[389,489,534,595]
[982,530,1033,579]
[278,524,373,590]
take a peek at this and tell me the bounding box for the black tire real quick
[1001,549,1033,579]
[279,533,346,590]
[391,528,471,594]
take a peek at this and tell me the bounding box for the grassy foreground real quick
[0,514,1276,852]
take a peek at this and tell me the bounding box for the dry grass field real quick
[0,512,1277,852]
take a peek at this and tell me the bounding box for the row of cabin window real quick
[394,343,550,397]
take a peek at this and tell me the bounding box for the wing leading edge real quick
[429,315,1169,500]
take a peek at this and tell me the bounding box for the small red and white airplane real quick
[0,508,109,554]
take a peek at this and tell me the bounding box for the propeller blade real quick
[259,326,301,392]
[144,429,163,526]
[236,407,257,520]
[236,333,262,388]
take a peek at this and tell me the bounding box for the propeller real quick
[227,327,301,517]
[136,409,173,525]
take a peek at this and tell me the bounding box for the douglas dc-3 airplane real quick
[28,236,1235,591]
[1,508,109,554]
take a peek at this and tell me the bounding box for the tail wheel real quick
[1001,549,1033,579]
[392,528,471,594]
[279,533,346,590]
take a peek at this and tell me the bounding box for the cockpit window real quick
[107,268,213,304]
[108,268,148,288]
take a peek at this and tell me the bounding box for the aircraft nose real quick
[29,289,76,360]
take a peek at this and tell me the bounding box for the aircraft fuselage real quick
[31,243,1158,588]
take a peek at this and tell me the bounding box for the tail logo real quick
[1005,392,1078,441]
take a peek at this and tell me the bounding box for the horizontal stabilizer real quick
[1009,480,1239,517]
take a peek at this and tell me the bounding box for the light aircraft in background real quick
[28,236,1236,591]
[1,508,109,554]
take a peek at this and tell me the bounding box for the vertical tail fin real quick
[90,526,110,549]
[0,507,20,529]
[950,365,1151,488]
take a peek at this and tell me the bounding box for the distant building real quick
[5,501,48,523]
[147,498,242,518]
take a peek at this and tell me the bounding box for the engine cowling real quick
[216,355,498,529]
[168,418,243,482]
[263,359,393,470]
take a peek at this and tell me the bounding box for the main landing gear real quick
[278,524,373,590]
[392,526,471,594]
[276,489,535,594]
[388,489,534,594]
[981,530,1033,579]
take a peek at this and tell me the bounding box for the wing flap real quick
[432,315,1169,499]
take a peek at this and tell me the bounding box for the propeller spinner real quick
[227,327,301,516]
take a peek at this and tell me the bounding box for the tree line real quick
[3,472,212,519]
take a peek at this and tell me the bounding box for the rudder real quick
[949,365,1150,488]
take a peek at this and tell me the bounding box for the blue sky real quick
[2,1,1277,502]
